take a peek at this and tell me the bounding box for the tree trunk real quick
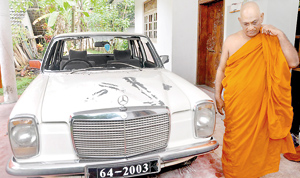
[72,6,75,32]
[0,0,18,103]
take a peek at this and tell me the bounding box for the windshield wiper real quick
[70,66,114,74]
[108,62,142,71]
[70,63,143,74]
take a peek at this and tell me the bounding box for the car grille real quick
[71,107,170,158]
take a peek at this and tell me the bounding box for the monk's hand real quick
[215,97,225,115]
[261,24,282,36]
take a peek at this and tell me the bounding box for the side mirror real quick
[160,55,169,64]
[29,59,42,69]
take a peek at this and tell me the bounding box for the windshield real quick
[42,34,162,71]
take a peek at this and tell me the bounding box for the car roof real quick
[54,32,146,39]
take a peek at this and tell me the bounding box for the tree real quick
[33,0,90,35]
[88,0,134,32]
[10,0,135,59]
[11,0,135,34]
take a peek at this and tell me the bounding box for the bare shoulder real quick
[224,31,247,57]
[218,33,242,69]
[224,31,242,47]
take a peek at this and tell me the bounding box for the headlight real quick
[194,101,216,138]
[8,115,39,158]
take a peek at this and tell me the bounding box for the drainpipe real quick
[0,0,18,103]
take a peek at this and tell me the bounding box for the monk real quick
[215,2,299,178]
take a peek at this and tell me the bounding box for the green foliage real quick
[9,0,135,59]
[10,1,35,51]
[15,75,36,95]
[48,11,59,27]
[9,0,34,12]
[0,75,37,95]
[113,38,128,50]
[10,0,134,33]
[87,0,134,32]
[11,0,134,33]
[11,24,30,46]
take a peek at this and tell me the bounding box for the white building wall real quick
[224,0,298,45]
[136,0,298,85]
[265,0,298,45]
[135,0,145,34]
[125,26,135,33]
[135,0,203,84]
[156,0,173,71]
[135,0,173,71]
[171,0,198,84]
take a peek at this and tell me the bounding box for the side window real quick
[141,38,155,64]
[44,41,60,70]
[132,40,142,58]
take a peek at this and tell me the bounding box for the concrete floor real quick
[0,103,23,178]
[1,86,300,178]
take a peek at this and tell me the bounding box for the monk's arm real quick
[215,41,229,115]
[262,24,299,68]
[277,32,299,68]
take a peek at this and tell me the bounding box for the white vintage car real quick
[7,32,218,178]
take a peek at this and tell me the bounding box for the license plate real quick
[86,159,160,178]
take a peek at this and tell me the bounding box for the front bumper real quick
[7,138,218,177]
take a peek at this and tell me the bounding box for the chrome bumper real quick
[7,138,218,177]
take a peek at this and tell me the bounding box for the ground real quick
[0,86,300,178]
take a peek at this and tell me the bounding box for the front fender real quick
[10,74,49,123]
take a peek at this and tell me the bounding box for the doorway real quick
[197,0,224,88]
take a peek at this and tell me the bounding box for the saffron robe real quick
[284,145,300,162]
[221,33,296,178]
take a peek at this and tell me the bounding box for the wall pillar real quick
[0,0,18,103]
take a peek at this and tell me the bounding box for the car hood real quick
[42,69,194,122]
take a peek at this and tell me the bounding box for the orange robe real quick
[221,33,296,178]
[284,146,300,161]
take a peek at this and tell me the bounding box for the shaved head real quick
[238,2,264,38]
[240,2,261,19]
